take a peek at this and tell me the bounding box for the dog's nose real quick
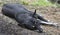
[35,29,43,33]
[38,28,43,33]
[35,26,43,33]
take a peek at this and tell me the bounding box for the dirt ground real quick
[0,0,60,35]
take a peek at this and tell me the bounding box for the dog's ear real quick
[32,9,38,19]
[33,9,36,15]
[33,9,36,17]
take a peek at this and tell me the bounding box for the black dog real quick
[2,3,49,33]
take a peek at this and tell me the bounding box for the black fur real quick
[2,3,48,33]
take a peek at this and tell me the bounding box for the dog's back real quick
[2,4,32,18]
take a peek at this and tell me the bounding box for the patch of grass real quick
[20,0,53,6]
[22,1,29,5]
[33,0,53,6]
[20,0,29,5]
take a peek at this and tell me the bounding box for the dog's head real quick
[17,9,43,33]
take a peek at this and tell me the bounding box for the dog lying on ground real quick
[2,3,57,33]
